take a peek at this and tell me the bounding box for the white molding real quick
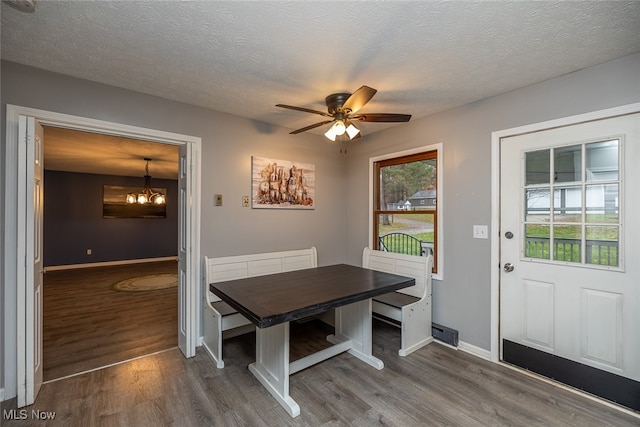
[44,257,178,272]
[458,340,491,361]
[368,143,444,281]
[489,102,640,364]
[3,104,202,401]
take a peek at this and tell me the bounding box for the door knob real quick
[503,263,514,272]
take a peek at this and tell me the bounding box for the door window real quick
[524,139,621,267]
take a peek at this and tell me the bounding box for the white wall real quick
[344,53,640,351]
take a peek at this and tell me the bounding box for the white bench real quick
[203,247,318,368]
[363,247,433,356]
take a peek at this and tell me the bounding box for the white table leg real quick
[248,322,300,418]
[328,299,384,370]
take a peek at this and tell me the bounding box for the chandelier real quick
[126,158,166,205]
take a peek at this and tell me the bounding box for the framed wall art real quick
[103,185,167,218]
[251,156,315,209]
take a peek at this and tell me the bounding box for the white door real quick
[178,142,195,357]
[17,115,44,407]
[500,113,640,405]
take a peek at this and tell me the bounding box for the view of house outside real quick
[524,139,620,267]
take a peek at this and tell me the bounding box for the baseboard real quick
[45,256,178,271]
[458,340,491,361]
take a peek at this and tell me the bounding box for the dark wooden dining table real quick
[210,263,414,418]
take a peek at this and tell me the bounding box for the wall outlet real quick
[242,195,250,207]
[473,225,488,239]
[87,249,92,255]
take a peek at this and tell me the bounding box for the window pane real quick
[525,224,550,259]
[377,213,434,257]
[525,149,550,185]
[526,188,551,222]
[586,139,618,182]
[586,184,619,223]
[379,160,436,210]
[553,225,581,263]
[554,145,581,183]
[586,225,619,266]
[553,186,582,223]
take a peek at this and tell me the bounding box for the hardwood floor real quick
[4,319,638,426]
[42,261,178,381]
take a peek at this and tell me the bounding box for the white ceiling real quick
[3,1,640,177]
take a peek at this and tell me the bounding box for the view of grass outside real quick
[525,219,619,266]
[378,213,434,256]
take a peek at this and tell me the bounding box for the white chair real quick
[363,247,433,356]
[203,247,317,368]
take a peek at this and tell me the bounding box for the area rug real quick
[111,273,178,292]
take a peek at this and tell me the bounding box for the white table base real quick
[248,299,384,418]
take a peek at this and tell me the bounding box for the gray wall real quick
[2,53,639,398]
[344,53,640,350]
[1,60,346,398]
[43,170,178,266]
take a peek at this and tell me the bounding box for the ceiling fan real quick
[276,85,411,141]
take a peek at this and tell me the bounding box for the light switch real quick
[473,225,488,239]
[215,194,223,206]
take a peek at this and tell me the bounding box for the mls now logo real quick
[4,409,56,420]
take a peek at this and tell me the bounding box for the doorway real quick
[491,104,640,411]
[4,105,201,406]
[41,126,181,381]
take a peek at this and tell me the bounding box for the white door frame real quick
[490,102,640,363]
[3,104,202,400]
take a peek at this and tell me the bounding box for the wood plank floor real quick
[42,261,178,381]
[4,319,638,426]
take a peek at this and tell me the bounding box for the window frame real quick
[369,143,443,279]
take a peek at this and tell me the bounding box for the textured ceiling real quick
[2,1,640,176]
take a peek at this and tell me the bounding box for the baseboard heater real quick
[373,314,459,348]
[432,322,458,347]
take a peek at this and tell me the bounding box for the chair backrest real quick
[204,247,318,303]
[362,247,432,299]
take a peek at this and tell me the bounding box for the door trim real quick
[490,102,640,364]
[3,104,202,400]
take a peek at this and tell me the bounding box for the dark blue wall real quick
[44,170,178,267]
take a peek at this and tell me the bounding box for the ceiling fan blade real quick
[290,120,334,134]
[351,113,412,122]
[341,86,377,114]
[276,104,332,117]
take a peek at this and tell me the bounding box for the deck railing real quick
[379,233,433,257]
[525,237,618,266]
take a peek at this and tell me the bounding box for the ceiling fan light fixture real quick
[324,125,338,141]
[324,120,349,141]
[346,123,360,139]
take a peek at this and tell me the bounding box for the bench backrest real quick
[205,247,318,303]
[362,247,432,299]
